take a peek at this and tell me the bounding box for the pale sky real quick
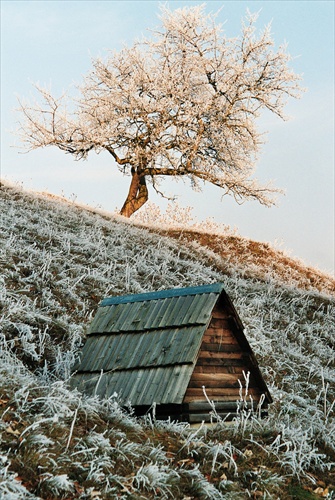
[1,1,334,275]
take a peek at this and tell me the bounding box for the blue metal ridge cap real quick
[100,283,225,307]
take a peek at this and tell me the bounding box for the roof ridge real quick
[100,283,225,306]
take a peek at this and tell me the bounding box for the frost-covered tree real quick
[17,5,302,217]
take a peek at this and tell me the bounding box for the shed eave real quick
[71,363,196,406]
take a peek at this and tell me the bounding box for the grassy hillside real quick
[0,182,334,499]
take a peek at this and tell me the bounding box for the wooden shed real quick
[71,283,272,423]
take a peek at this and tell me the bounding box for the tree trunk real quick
[120,169,148,217]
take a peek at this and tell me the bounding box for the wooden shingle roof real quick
[72,283,271,407]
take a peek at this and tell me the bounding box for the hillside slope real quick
[0,182,334,499]
[160,229,335,296]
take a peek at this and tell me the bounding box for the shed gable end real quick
[184,305,264,404]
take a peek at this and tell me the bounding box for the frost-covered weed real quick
[0,471,38,499]
[132,463,180,497]
[146,414,190,436]
[240,469,285,498]
[181,466,226,499]
[270,427,330,480]
[207,441,241,476]
[22,433,55,451]
[249,424,334,481]
[40,473,75,497]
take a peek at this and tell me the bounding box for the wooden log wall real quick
[183,305,262,404]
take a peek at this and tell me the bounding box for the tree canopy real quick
[17,5,302,217]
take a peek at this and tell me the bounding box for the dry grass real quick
[150,228,335,297]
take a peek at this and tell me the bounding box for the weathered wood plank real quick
[183,394,238,403]
[193,365,245,374]
[202,336,239,346]
[188,380,239,389]
[188,374,257,389]
[197,351,245,360]
[204,328,235,338]
[208,318,231,329]
[186,401,237,411]
[196,357,246,366]
[210,308,230,319]
[200,343,242,353]
[190,372,240,383]
[203,330,237,339]
[184,387,261,398]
